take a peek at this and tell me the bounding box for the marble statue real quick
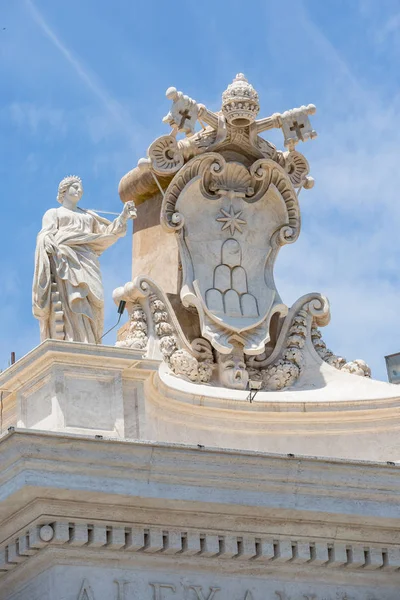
[33,175,136,343]
[114,74,370,391]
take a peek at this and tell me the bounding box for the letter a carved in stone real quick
[188,587,221,600]
[77,579,95,600]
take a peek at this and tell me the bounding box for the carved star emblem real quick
[216,205,247,235]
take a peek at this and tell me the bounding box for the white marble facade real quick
[1,340,400,598]
[0,340,399,461]
[1,426,400,599]
[1,75,400,599]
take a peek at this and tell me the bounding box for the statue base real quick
[1,339,399,461]
[1,341,400,598]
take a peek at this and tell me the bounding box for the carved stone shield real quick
[161,154,300,354]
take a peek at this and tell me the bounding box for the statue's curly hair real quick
[57,175,82,204]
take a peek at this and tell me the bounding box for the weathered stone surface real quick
[1,429,400,598]
[32,175,136,344]
[131,194,180,295]
[3,73,399,600]
[0,340,399,460]
[114,75,370,394]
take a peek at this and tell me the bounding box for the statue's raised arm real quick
[32,175,136,344]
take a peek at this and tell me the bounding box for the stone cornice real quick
[1,519,400,584]
[2,431,400,596]
[1,429,400,529]
[152,368,400,425]
[0,340,160,393]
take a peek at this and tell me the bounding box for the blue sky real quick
[1,0,399,380]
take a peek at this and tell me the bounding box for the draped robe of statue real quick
[33,206,127,343]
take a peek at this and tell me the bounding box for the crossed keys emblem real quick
[278,104,317,151]
[162,84,317,153]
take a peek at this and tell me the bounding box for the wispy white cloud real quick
[25,0,136,141]
[262,0,400,381]
[276,220,400,380]
[295,2,367,102]
[357,1,400,57]
[377,12,400,38]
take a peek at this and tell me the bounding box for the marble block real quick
[0,340,400,461]
[1,429,400,598]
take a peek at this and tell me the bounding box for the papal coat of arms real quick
[114,74,370,392]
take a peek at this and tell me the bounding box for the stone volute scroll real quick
[32,175,137,344]
[115,74,370,393]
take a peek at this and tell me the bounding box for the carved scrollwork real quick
[113,278,215,383]
[191,337,214,361]
[276,225,295,245]
[149,294,214,383]
[311,326,371,377]
[148,135,184,176]
[247,307,308,391]
[305,295,331,327]
[249,158,301,242]
[160,153,224,231]
[161,154,301,245]
[284,150,311,188]
[245,293,330,391]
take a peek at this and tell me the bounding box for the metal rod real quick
[150,171,165,198]
[296,183,304,198]
[79,208,120,216]
[99,301,127,343]
[247,390,258,403]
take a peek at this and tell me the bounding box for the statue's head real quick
[57,175,83,205]
[217,341,249,390]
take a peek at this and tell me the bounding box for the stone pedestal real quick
[1,341,400,461]
[1,342,400,598]
[132,194,180,295]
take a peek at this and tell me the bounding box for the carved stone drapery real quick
[33,176,136,344]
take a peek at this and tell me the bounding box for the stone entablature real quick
[2,519,399,573]
[1,429,400,598]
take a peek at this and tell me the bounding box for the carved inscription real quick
[189,587,221,600]
[77,579,95,600]
[150,584,177,600]
[275,594,317,600]
[114,580,129,600]
[83,579,382,600]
